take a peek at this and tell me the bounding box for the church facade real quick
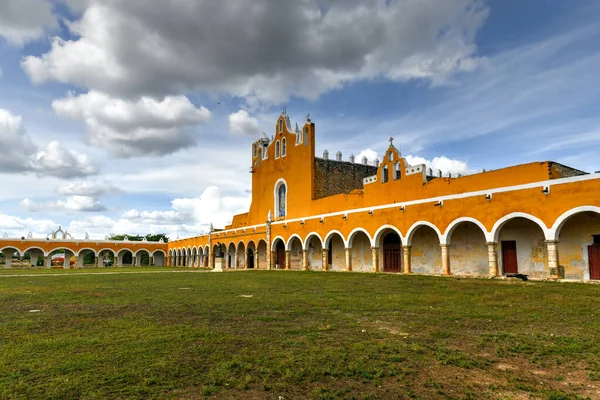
[168,110,600,281]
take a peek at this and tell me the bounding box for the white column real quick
[345,247,352,272]
[3,249,15,268]
[322,249,328,271]
[371,247,379,272]
[546,240,560,278]
[285,250,291,270]
[403,245,412,274]
[302,249,309,271]
[487,242,499,277]
[441,244,451,275]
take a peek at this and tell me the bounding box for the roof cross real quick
[389,137,394,146]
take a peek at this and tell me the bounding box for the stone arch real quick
[494,214,549,278]
[117,248,134,267]
[237,241,246,269]
[304,232,323,271]
[272,236,286,269]
[445,219,489,276]
[135,249,151,266]
[551,207,600,280]
[347,228,373,248]
[286,234,304,251]
[406,221,442,246]
[257,239,268,269]
[408,224,442,275]
[491,212,550,242]
[348,229,372,272]
[0,246,22,268]
[287,235,303,270]
[197,246,204,267]
[303,232,324,250]
[24,246,48,257]
[324,230,346,271]
[443,217,491,244]
[550,206,600,241]
[323,230,347,248]
[375,227,403,273]
[246,240,256,269]
[152,249,166,267]
[75,248,97,268]
[271,236,286,252]
[76,247,97,257]
[226,242,237,269]
[373,225,404,248]
[190,247,197,267]
[168,249,173,266]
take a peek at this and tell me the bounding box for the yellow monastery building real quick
[168,110,600,281]
[2,110,600,282]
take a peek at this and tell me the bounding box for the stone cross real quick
[282,107,287,115]
[389,137,394,146]
[306,113,311,121]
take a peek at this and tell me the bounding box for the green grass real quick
[1,270,599,399]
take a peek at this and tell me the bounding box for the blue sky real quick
[0,0,599,239]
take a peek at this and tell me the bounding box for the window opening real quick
[393,162,401,180]
[279,119,283,133]
[276,141,281,158]
[277,184,287,217]
[593,235,600,245]
[388,151,393,162]
[382,165,389,183]
[282,138,287,156]
[253,143,257,158]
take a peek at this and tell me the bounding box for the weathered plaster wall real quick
[350,233,371,272]
[411,227,442,274]
[257,242,268,269]
[449,222,488,276]
[329,235,346,271]
[558,212,600,280]
[307,236,323,270]
[498,218,548,278]
[289,238,303,270]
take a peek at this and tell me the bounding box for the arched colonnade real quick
[166,208,600,280]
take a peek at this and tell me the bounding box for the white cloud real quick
[405,155,473,176]
[229,110,261,136]
[356,149,379,164]
[0,0,57,46]
[23,0,488,105]
[52,91,212,157]
[21,195,106,213]
[55,180,121,197]
[0,109,96,178]
[0,213,58,238]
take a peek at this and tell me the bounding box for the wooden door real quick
[502,240,518,274]
[276,244,286,269]
[383,234,402,273]
[588,245,600,280]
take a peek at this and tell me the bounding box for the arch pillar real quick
[403,245,412,274]
[3,249,15,268]
[345,247,352,272]
[270,250,275,270]
[302,249,308,270]
[244,250,249,270]
[371,247,379,273]
[321,249,328,271]
[487,242,499,276]
[285,250,291,270]
[45,255,52,269]
[440,244,451,275]
[546,240,561,278]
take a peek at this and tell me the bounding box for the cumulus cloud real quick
[121,186,251,232]
[52,91,211,157]
[0,109,96,178]
[229,110,261,136]
[23,0,488,105]
[0,0,57,46]
[21,195,106,213]
[356,149,379,164]
[405,155,473,176]
[0,212,57,238]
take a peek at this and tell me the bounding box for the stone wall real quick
[314,158,378,200]
[549,162,587,179]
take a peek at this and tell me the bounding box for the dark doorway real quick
[588,245,600,280]
[276,241,286,269]
[383,233,402,272]
[502,240,518,274]
[248,249,254,269]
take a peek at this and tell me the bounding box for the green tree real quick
[106,233,169,243]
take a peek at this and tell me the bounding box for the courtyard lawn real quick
[1,271,599,399]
